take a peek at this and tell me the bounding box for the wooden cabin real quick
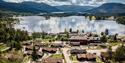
[69,36,101,45]
[25,46,33,51]
[42,58,63,63]
[35,42,48,47]
[51,43,63,47]
[42,47,57,53]
[77,53,96,61]
[69,36,89,45]
[70,49,87,54]
[70,42,80,46]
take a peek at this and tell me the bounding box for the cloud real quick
[3,0,107,6]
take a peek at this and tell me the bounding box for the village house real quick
[70,49,87,54]
[35,42,48,47]
[42,47,57,53]
[24,50,43,57]
[51,43,64,47]
[89,37,101,43]
[77,53,96,61]
[25,46,33,51]
[69,36,101,45]
[42,58,63,63]
[24,50,33,55]
[70,42,80,46]
[22,41,32,46]
[69,36,89,45]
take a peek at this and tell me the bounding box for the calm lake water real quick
[14,16,125,35]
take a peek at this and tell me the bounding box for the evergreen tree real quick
[105,29,109,35]
[32,46,38,61]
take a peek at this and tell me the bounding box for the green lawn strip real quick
[96,56,104,63]
[0,58,22,63]
[22,56,31,63]
[69,55,77,61]
[42,39,50,43]
[0,47,10,52]
[109,42,121,46]
[0,44,6,48]
[0,44,10,52]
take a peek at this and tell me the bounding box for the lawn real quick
[0,44,10,52]
[0,50,24,63]
[22,56,31,63]
[69,55,77,61]
[0,44,6,48]
[96,56,104,63]
[0,59,22,63]
[50,54,63,58]
[109,42,121,46]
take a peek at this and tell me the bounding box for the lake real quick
[14,16,125,35]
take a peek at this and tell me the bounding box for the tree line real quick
[0,17,31,50]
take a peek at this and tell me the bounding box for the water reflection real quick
[14,16,125,35]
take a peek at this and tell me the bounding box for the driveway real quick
[62,48,72,63]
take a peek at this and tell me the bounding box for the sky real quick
[3,0,125,6]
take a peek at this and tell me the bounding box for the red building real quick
[69,36,100,45]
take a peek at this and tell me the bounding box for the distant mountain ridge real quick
[88,3,125,15]
[0,1,60,13]
[0,0,125,16]
[55,5,94,13]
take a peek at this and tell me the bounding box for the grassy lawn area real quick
[97,44,107,49]
[0,58,22,63]
[0,49,24,63]
[22,56,31,63]
[0,44,6,49]
[49,54,63,58]
[69,55,77,61]
[109,42,121,46]
[96,57,104,63]
[0,44,10,52]
[42,39,51,43]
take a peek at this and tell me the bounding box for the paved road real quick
[62,48,72,63]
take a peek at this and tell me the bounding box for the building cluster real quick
[70,47,97,62]
[22,41,64,63]
[21,31,125,63]
[77,53,96,61]
[69,36,100,45]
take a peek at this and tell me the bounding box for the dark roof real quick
[42,58,63,63]
[69,36,100,41]
[70,49,86,54]
[25,46,33,50]
[42,47,57,52]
